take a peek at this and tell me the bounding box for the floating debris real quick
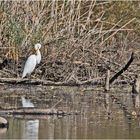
[0,117,8,128]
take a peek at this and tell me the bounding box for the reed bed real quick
[0,1,139,83]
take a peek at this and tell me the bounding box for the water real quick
[0,85,140,139]
[1,115,140,139]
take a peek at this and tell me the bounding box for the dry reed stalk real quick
[99,18,136,47]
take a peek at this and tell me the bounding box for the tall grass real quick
[0,1,139,81]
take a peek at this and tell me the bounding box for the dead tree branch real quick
[109,52,134,84]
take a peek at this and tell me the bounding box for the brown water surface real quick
[0,85,139,139]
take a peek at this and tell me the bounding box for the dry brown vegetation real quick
[0,1,140,84]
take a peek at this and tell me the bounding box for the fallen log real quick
[0,108,80,116]
[109,52,134,84]
[0,77,104,86]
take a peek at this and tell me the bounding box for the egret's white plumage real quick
[22,43,41,78]
[22,55,36,78]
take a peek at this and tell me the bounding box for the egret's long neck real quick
[36,49,41,64]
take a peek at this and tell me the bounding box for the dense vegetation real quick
[0,1,140,83]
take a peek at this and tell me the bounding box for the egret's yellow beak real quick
[32,47,38,54]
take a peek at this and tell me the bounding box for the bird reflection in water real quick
[21,96,39,139]
[22,119,39,139]
[0,128,7,138]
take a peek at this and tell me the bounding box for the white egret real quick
[22,43,42,78]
